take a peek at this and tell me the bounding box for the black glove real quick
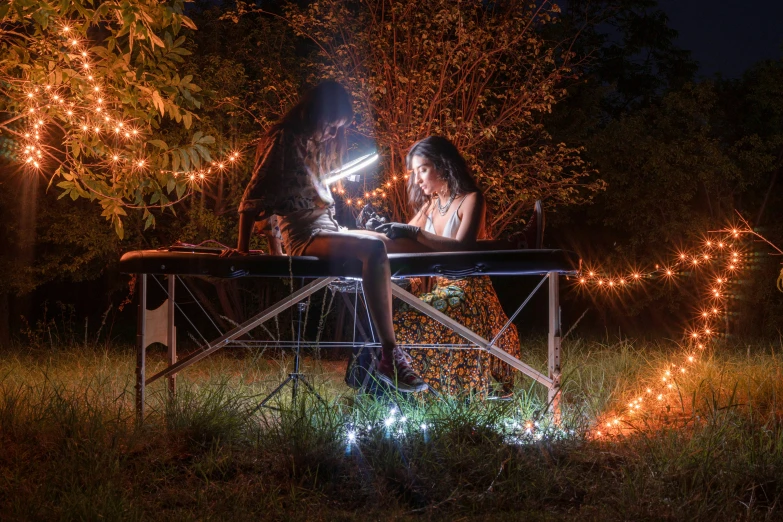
[375,222,420,240]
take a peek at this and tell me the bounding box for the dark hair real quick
[406,136,480,213]
[258,80,353,177]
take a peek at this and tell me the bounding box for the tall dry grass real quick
[1,338,783,520]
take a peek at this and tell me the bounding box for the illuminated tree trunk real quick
[15,173,39,333]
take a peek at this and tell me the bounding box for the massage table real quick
[120,247,580,418]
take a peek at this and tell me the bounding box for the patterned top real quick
[239,128,334,220]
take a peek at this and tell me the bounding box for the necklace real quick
[435,193,455,216]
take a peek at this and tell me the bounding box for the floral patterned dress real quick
[393,202,521,396]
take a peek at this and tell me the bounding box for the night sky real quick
[656,0,783,78]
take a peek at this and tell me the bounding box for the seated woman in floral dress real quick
[372,136,541,396]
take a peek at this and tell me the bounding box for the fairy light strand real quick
[15,21,242,199]
[583,226,752,436]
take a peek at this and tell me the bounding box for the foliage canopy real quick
[277,0,604,233]
[0,0,219,237]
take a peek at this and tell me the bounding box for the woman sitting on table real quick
[230,80,428,393]
[370,136,542,396]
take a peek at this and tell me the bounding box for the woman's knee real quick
[355,235,388,263]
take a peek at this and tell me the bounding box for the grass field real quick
[1,338,783,520]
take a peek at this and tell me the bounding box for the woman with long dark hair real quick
[379,135,537,395]
[232,81,427,393]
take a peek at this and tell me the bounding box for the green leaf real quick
[151,90,165,116]
[149,32,165,48]
[178,149,190,171]
[187,147,200,169]
[114,218,125,240]
[172,151,181,173]
[181,15,197,30]
[194,144,211,162]
[148,139,168,150]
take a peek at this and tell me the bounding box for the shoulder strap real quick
[455,193,470,213]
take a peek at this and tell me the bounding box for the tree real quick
[0,0,224,237]
[585,83,747,257]
[262,0,604,235]
[545,0,698,146]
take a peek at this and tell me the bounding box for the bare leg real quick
[354,230,524,252]
[301,231,397,357]
[349,229,432,254]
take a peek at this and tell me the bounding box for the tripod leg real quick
[298,376,327,406]
[292,299,306,403]
[252,375,295,413]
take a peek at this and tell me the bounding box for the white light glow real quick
[323,152,379,185]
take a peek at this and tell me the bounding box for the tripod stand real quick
[253,301,326,411]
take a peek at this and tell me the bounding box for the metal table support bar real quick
[390,278,553,388]
[135,276,336,419]
[134,271,564,419]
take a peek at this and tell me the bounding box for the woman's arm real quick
[407,202,431,229]
[259,215,284,255]
[238,214,284,255]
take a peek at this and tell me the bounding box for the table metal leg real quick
[135,274,147,423]
[548,271,562,417]
[167,275,177,398]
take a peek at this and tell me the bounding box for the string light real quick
[587,225,752,436]
[10,19,246,207]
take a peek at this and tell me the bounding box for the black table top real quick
[119,247,580,279]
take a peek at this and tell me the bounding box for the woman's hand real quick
[375,222,420,240]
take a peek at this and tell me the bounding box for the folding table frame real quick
[134,271,563,421]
